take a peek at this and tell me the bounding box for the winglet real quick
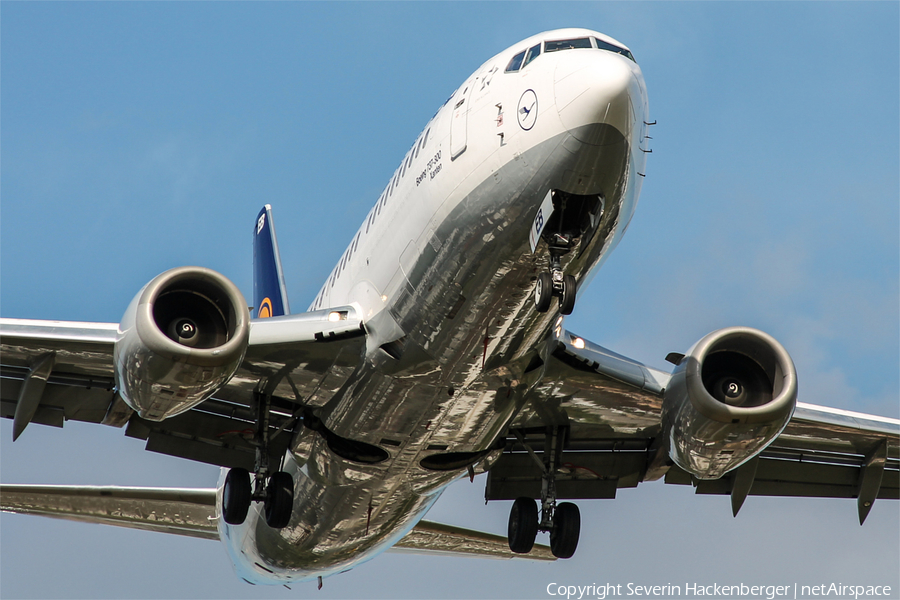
[253,205,290,318]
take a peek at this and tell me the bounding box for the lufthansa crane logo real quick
[517,89,538,131]
[258,297,273,318]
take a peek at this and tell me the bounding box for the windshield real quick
[544,38,592,52]
[594,37,635,62]
[505,35,636,74]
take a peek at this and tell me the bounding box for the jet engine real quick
[662,327,797,480]
[114,266,250,421]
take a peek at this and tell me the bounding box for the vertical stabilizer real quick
[253,205,290,318]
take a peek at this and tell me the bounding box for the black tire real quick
[534,272,553,313]
[550,502,580,559]
[222,468,252,525]
[508,496,539,554]
[559,274,576,315]
[265,471,294,529]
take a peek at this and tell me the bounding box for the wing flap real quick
[0,484,219,540]
[666,457,899,500]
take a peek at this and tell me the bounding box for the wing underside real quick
[489,331,899,522]
[2,317,898,526]
[1,310,366,471]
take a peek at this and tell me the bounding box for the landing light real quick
[328,311,346,322]
[572,337,585,349]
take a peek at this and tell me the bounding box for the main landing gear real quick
[222,468,294,528]
[534,247,577,316]
[507,427,581,559]
[222,392,294,529]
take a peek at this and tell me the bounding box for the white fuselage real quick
[219,28,649,584]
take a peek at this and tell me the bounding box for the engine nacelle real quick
[662,327,797,480]
[114,266,250,421]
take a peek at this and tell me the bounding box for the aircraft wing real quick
[0,307,366,470]
[0,484,555,561]
[491,328,899,522]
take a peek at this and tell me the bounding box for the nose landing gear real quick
[531,189,605,317]
[534,251,577,316]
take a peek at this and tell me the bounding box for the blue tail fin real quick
[253,205,290,318]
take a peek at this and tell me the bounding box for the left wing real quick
[490,327,899,523]
[0,484,555,561]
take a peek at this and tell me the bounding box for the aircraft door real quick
[450,82,472,159]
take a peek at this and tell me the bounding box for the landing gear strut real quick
[507,427,581,559]
[222,392,294,528]
[532,189,603,316]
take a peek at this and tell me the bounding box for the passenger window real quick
[505,50,526,73]
[594,37,636,62]
[522,43,541,68]
[544,38,592,52]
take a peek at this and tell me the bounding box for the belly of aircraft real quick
[226,121,637,583]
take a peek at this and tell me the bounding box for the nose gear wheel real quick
[533,269,577,315]
[534,272,553,312]
[559,274,576,316]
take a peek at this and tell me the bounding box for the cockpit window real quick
[544,38,592,52]
[507,35,634,73]
[594,37,636,62]
[522,43,541,68]
[505,50,526,73]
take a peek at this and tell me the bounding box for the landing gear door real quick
[529,190,555,253]
[450,83,472,160]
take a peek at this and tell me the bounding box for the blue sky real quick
[1,2,898,599]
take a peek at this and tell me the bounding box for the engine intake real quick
[114,267,250,421]
[662,327,797,480]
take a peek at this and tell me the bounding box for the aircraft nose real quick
[554,52,638,143]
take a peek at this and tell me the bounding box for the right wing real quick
[1,306,366,470]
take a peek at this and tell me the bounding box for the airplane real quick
[1,27,898,587]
